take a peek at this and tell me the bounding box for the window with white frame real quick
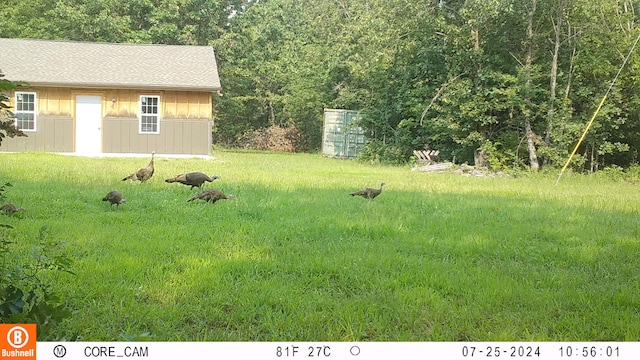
[15,92,36,131]
[139,95,160,134]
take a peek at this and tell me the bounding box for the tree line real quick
[2,0,640,170]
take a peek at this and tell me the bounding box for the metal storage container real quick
[321,109,365,159]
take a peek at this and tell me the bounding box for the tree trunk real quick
[565,46,576,99]
[268,100,276,125]
[524,119,539,170]
[545,0,566,148]
[471,24,486,169]
[472,28,480,52]
[524,0,540,170]
[474,148,487,168]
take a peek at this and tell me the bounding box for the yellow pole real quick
[554,95,607,185]
[555,30,640,185]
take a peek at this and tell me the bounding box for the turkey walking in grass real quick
[165,172,220,189]
[1,203,24,215]
[187,189,234,204]
[122,152,155,183]
[102,190,126,209]
[350,182,385,200]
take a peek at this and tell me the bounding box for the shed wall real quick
[0,115,73,152]
[104,89,212,119]
[102,117,211,155]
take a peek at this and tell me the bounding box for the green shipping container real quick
[322,109,366,159]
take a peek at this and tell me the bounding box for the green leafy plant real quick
[0,70,27,147]
[0,182,14,229]
[0,224,74,339]
[0,182,11,201]
[357,139,407,165]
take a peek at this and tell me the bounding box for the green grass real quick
[1,150,639,341]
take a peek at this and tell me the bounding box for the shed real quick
[321,109,365,159]
[0,38,221,156]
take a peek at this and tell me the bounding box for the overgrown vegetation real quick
[0,183,74,339]
[236,124,302,152]
[0,151,638,341]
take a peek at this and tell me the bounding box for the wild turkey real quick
[187,189,234,204]
[102,190,126,208]
[349,182,385,200]
[1,203,24,215]
[165,172,220,189]
[122,152,155,183]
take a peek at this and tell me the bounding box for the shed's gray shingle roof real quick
[0,38,221,92]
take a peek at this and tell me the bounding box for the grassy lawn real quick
[1,150,639,341]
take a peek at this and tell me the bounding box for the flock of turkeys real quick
[101,152,233,210]
[1,152,385,215]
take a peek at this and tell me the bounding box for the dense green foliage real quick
[1,184,74,338]
[2,0,640,168]
[0,151,639,340]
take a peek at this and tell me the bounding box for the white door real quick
[75,95,102,154]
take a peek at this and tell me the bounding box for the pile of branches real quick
[236,124,302,152]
